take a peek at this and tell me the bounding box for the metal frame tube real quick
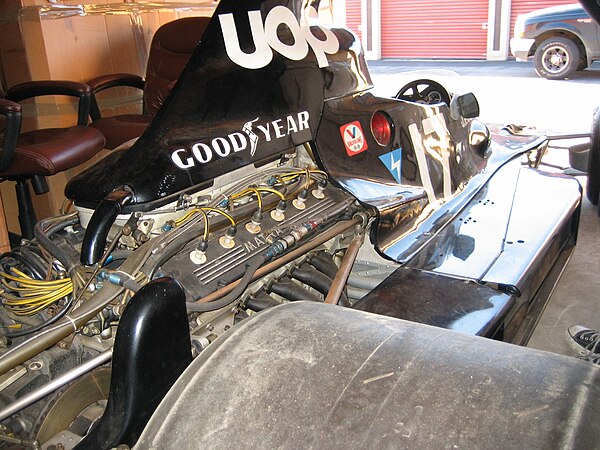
[0,350,111,422]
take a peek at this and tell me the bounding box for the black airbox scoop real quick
[65,0,371,211]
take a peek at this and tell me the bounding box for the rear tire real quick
[534,37,579,80]
[586,108,600,205]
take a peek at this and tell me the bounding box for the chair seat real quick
[90,114,151,150]
[0,126,106,178]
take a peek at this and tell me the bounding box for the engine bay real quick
[0,145,403,446]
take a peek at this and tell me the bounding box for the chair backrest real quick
[144,16,211,116]
[0,99,22,172]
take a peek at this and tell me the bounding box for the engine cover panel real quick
[137,302,600,449]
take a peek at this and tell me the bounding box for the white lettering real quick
[220,6,339,69]
[229,132,247,152]
[300,8,340,68]
[257,124,272,142]
[219,11,272,69]
[171,148,194,169]
[264,7,309,62]
[192,143,212,164]
[272,119,285,139]
[170,111,310,169]
[286,115,298,134]
[212,137,231,158]
[298,111,309,131]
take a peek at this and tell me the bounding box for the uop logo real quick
[219,6,339,69]
[340,121,368,156]
[170,111,310,169]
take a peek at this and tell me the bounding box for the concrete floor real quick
[528,178,600,359]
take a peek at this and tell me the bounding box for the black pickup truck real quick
[510,3,600,79]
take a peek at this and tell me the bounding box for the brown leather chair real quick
[88,16,211,150]
[0,81,106,239]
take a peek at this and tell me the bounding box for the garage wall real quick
[342,0,577,60]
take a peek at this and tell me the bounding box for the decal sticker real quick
[408,117,453,205]
[379,148,403,184]
[242,118,260,157]
[340,121,368,156]
[171,111,310,169]
[408,122,436,205]
[219,6,339,69]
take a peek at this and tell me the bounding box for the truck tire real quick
[534,37,580,80]
[586,108,600,205]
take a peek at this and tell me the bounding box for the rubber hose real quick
[290,265,350,307]
[308,251,339,280]
[80,186,133,266]
[268,278,321,302]
[14,247,48,279]
[245,292,281,312]
[0,252,44,280]
[34,214,79,273]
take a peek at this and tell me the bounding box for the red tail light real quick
[370,111,393,146]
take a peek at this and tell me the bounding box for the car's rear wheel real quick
[586,107,600,205]
[534,37,579,80]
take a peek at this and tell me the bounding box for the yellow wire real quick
[251,188,263,209]
[280,168,328,181]
[173,208,201,226]
[5,284,72,303]
[254,187,285,200]
[1,266,73,316]
[1,271,71,287]
[201,207,236,226]
[4,285,72,305]
[199,208,209,241]
[230,188,261,205]
[9,267,32,279]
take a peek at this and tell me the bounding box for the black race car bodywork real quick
[0,0,596,448]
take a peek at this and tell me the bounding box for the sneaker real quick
[567,325,600,363]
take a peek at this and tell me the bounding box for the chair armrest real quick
[0,99,22,172]
[6,80,94,126]
[86,73,145,121]
[87,73,144,92]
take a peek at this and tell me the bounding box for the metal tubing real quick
[0,225,162,375]
[546,133,591,140]
[194,217,362,305]
[0,350,112,422]
[325,227,365,305]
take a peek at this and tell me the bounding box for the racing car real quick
[0,0,597,448]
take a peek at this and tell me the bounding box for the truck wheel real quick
[586,108,600,205]
[534,37,579,80]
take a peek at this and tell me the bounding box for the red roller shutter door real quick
[509,0,571,39]
[346,0,362,42]
[381,0,489,59]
